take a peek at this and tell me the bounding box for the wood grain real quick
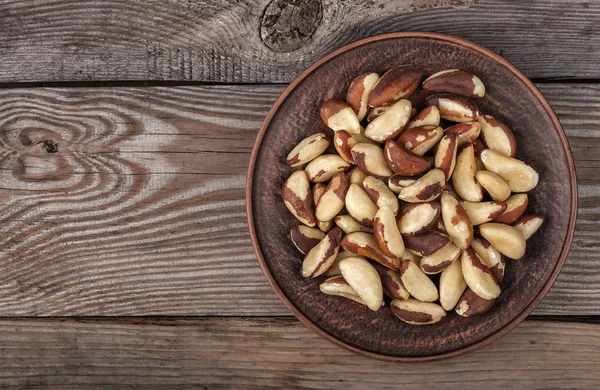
[2,0,600,83]
[0,84,597,316]
[0,317,598,388]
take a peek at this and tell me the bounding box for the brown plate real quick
[246,32,577,361]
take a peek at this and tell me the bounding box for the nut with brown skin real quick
[391,298,446,325]
[315,172,349,222]
[400,260,439,302]
[479,223,527,260]
[422,69,486,98]
[434,133,459,180]
[452,143,483,201]
[341,232,401,270]
[366,106,390,122]
[319,275,366,305]
[364,99,412,142]
[286,133,330,167]
[441,192,474,250]
[404,231,452,257]
[480,149,539,192]
[398,202,441,236]
[388,174,417,193]
[351,143,393,179]
[334,215,373,234]
[439,255,467,311]
[320,100,361,134]
[282,170,316,227]
[345,183,378,227]
[290,225,325,255]
[373,263,410,300]
[494,194,528,224]
[368,66,422,107]
[513,215,544,240]
[333,130,358,164]
[373,207,405,258]
[339,257,384,311]
[478,114,517,157]
[471,237,505,282]
[363,176,399,215]
[348,166,368,187]
[460,200,507,225]
[305,154,351,183]
[301,227,342,278]
[455,288,496,317]
[420,242,461,275]
[446,122,481,147]
[346,72,381,121]
[384,140,432,176]
[461,247,500,300]
[426,93,479,123]
[406,106,440,129]
[397,125,444,156]
[398,168,445,203]
[475,170,512,202]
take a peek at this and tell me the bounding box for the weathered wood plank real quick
[2,0,600,83]
[0,84,597,316]
[0,317,598,388]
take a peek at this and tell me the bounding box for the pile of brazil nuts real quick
[282,66,544,325]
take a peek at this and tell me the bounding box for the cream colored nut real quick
[479,222,527,260]
[406,106,440,129]
[480,149,539,192]
[341,232,401,270]
[404,231,452,257]
[388,174,417,193]
[286,133,330,167]
[441,192,474,250]
[390,298,446,325]
[364,99,412,142]
[325,249,365,277]
[478,114,517,157]
[455,288,495,317]
[348,166,368,187]
[445,122,482,146]
[422,69,485,98]
[290,225,325,255]
[339,257,384,311]
[333,130,358,164]
[282,170,316,227]
[305,154,351,183]
[425,93,479,123]
[366,106,390,122]
[351,143,393,179]
[397,125,444,156]
[312,182,326,204]
[400,260,439,302]
[363,176,399,215]
[460,200,507,225]
[398,202,441,236]
[315,172,349,222]
[471,237,505,282]
[368,66,422,107]
[373,207,405,258]
[475,170,512,201]
[301,227,342,278]
[317,220,333,232]
[384,140,431,176]
[320,100,361,134]
[346,72,381,121]
[420,242,461,275]
[373,263,410,300]
[334,215,373,234]
[513,215,544,240]
[319,275,366,305]
[435,133,458,180]
[398,168,445,203]
[345,183,378,227]
[461,248,500,300]
[452,143,483,202]
[494,194,528,224]
[400,249,421,263]
[439,255,468,311]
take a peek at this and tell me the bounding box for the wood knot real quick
[260,0,322,52]
[41,140,59,154]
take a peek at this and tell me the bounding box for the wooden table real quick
[1,0,599,388]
